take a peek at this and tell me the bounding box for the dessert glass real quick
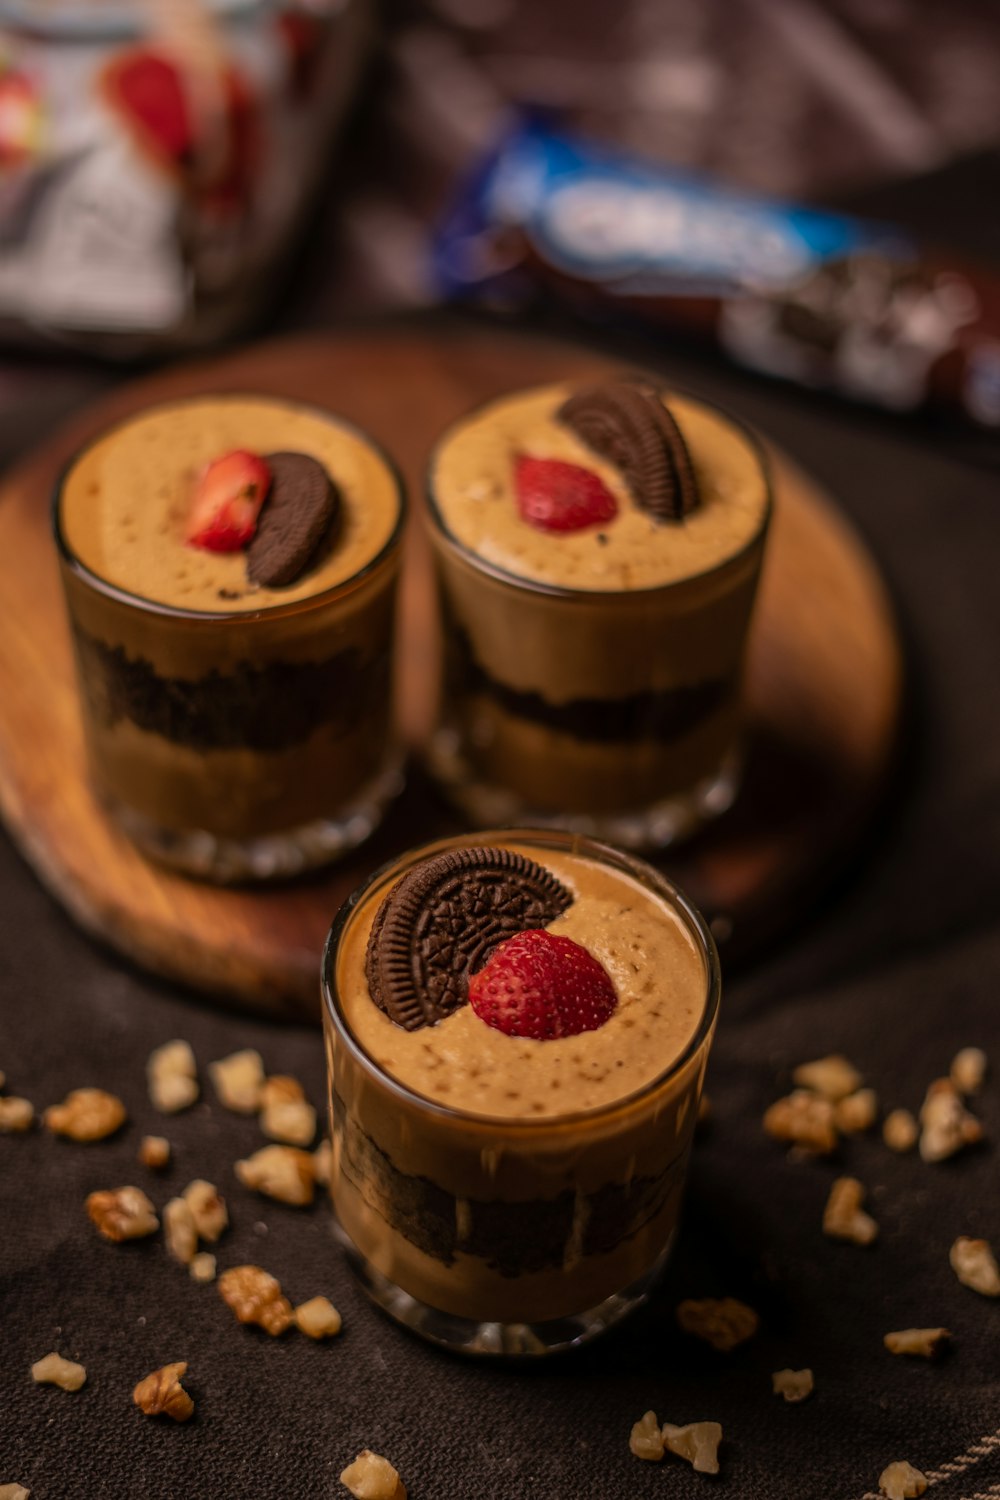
[424,383,772,848]
[321,829,720,1356]
[54,396,406,882]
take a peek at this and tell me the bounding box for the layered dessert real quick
[55,395,404,878]
[323,832,718,1348]
[425,378,771,844]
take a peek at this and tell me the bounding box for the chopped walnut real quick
[44,1087,126,1141]
[189,1252,216,1284]
[209,1049,265,1114]
[950,1046,987,1095]
[919,1078,982,1162]
[261,1098,317,1148]
[86,1186,158,1243]
[950,1236,1000,1296]
[30,1353,86,1391]
[147,1040,198,1114]
[260,1075,304,1108]
[295,1296,342,1339]
[676,1297,759,1351]
[823,1176,878,1245]
[835,1088,879,1134]
[884,1328,950,1359]
[0,1096,34,1133]
[662,1421,723,1475]
[313,1138,332,1186]
[132,1362,194,1422]
[182,1180,228,1242]
[339,1450,407,1500]
[763,1090,837,1155]
[235,1145,315,1206]
[772,1368,814,1402]
[792,1054,862,1101]
[138,1135,170,1170]
[879,1461,928,1499]
[163,1197,198,1265]
[883,1109,918,1153]
[629,1410,665,1461]
[0,1484,30,1499]
[218,1265,293,1336]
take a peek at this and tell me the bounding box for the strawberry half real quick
[514,454,618,533]
[186,450,271,552]
[468,929,617,1040]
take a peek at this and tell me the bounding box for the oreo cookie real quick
[246,451,341,588]
[365,847,572,1031]
[558,380,700,522]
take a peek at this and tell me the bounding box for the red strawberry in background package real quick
[0,1,371,357]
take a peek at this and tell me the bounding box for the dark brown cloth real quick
[1,318,1000,1500]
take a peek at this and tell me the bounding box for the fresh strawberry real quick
[186,450,271,552]
[514,454,618,533]
[468,929,617,1040]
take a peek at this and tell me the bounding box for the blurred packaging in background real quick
[0,0,370,356]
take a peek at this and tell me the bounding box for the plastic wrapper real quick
[435,118,1000,430]
[0,0,370,356]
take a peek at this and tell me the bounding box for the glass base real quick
[334,1218,675,1357]
[106,756,405,883]
[425,730,742,851]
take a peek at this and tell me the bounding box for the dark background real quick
[3,3,1000,1497]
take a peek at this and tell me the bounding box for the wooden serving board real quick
[0,326,903,1018]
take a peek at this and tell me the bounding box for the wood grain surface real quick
[0,326,904,1018]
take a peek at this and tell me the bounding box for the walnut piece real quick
[209,1049,265,1114]
[260,1075,305,1108]
[313,1138,332,1186]
[883,1109,918,1153]
[30,1353,86,1391]
[884,1328,950,1359]
[190,1252,217,1284]
[919,1079,982,1162]
[792,1054,862,1101]
[763,1090,837,1155]
[138,1135,171,1170]
[0,1096,34,1133]
[132,1362,194,1422]
[295,1296,342,1339]
[235,1145,315,1206]
[950,1046,987,1095]
[218,1265,293,1336]
[879,1461,928,1499]
[44,1087,126,1142]
[629,1410,665,1461]
[0,1484,30,1499]
[147,1040,198,1114]
[86,1186,158,1243]
[772,1368,814,1402]
[339,1451,407,1500]
[662,1421,723,1475]
[834,1088,879,1134]
[261,1099,317,1148]
[823,1177,878,1245]
[163,1197,198,1265]
[676,1297,759,1352]
[182,1180,228,1242]
[950,1236,1000,1296]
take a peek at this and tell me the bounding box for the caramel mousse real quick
[324,834,717,1333]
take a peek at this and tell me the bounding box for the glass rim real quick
[52,392,407,624]
[321,827,721,1136]
[423,378,773,604]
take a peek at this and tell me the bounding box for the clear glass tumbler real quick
[322,829,720,1356]
[54,396,406,881]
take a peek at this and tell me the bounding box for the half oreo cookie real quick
[558,379,700,522]
[365,847,573,1031]
[246,451,341,587]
